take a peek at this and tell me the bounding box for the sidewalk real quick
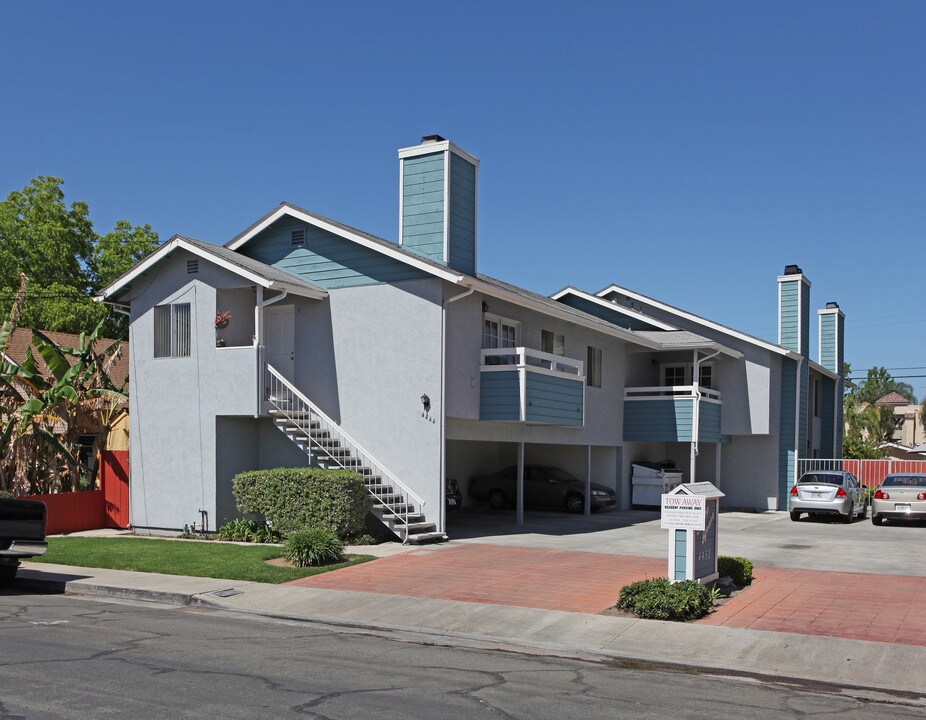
[14,559,926,699]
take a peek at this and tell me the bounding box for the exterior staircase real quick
[265,365,446,544]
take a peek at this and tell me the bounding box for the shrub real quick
[617,578,714,621]
[233,468,369,538]
[0,489,11,499]
[717,556,753,586]
[217,519,283,543]
[284,527,344,567]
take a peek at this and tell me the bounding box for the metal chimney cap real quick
[825,301,840,309]
[784,264,803,276]
[421,134,446,144]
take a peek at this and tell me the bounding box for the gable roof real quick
[876,391,911,406]
[3,327,130,387]
[97,234,329,303]
[550,286,679,331]
[225,202,465,283]
[596,282,800,359]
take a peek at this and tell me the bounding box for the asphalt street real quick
[0,592,922,719]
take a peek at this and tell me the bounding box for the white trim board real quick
[596,282,800,359]
[97,235,328,302]
[550,286,678,331]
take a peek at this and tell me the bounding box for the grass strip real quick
[31,537,374,584]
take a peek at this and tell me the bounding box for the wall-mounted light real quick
[420,394,431,412]
[481,301,489,313]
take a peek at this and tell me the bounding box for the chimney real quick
[777,264,811,356]
[398,135,479,275]
[817,301,845,374]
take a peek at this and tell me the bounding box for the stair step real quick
[373,503,414,513]
[406,531,448,544]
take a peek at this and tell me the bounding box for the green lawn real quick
[30,537,374,584]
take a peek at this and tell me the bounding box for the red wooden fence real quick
[25,489,106,535]
[19,450,130,534]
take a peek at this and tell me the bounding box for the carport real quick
[445,439,621,524]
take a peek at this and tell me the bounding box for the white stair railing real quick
[265,364,425,543]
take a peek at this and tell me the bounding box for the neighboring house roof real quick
[3,327,130,388]
[875,392,910,406]
[595,282,801,360]
[97,234,329,303]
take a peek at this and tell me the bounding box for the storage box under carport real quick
[631,464,683,507]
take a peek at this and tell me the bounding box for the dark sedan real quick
[468,465,617,513]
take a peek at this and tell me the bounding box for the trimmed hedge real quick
[617,578,714,621]
[232,468,369,538]
[718,555,753,586]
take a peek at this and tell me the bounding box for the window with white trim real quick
[541,329,565,356]
[661,363,714,389]
[154,303,191,358]
[483,314,518,365]
[586,346,602,388]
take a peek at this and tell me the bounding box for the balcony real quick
[479,347,585,426]
[623,385,722,443]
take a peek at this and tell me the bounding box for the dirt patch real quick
[265,557,296,568]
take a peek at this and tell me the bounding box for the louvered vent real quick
[291,229,305,246]
[187,259,199,274]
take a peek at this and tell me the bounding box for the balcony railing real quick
[623,384,722,443]
[624,385,721,401]
[480,347,585,426]
[481,347,584,377]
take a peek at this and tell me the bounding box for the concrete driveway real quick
[445,508,926,577]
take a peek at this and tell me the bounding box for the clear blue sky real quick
[2,1,924,398]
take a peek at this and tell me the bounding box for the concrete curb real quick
[15,564,926,701]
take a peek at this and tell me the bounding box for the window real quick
[154,303,191,358]
[698,364,713,389]
[813,380,822,418]
[483,314,518,365]
[664,365,686,387]
[541,330,565,356]
[662,363,714,389]
[586,346,602,388]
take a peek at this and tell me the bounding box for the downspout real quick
[792,356,805,501]
[440,286,475,535]
[254,288,288,417]
[690,348,721,485]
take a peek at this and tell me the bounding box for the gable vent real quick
[187,259,199,274]
[291,229,305,246]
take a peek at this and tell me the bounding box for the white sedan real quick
[871,473,926,526]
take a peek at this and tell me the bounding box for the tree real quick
[0,176,158,338]
[843,393,885,458]
[0,275,127,495]
[853,366,917,405]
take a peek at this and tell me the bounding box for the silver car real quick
[789,471,867,523]
[871,473,926,526]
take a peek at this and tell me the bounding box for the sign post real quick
[660,482,724,583]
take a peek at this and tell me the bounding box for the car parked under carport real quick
[468,464,617,513]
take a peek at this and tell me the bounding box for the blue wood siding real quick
[699,402,722,443]
[820,313,836,372]
[674,530,687,581]
[623,398,695,442]
[779,280,799,351]
[555,295,665,331]
[799,360,809,459]
[779,358,798,506]
[525,373,583,426]
[240,219,428,288]
[447,153,476,275]
[480,371,520,421]
[402,152,445,264]
[820,376,835,457]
